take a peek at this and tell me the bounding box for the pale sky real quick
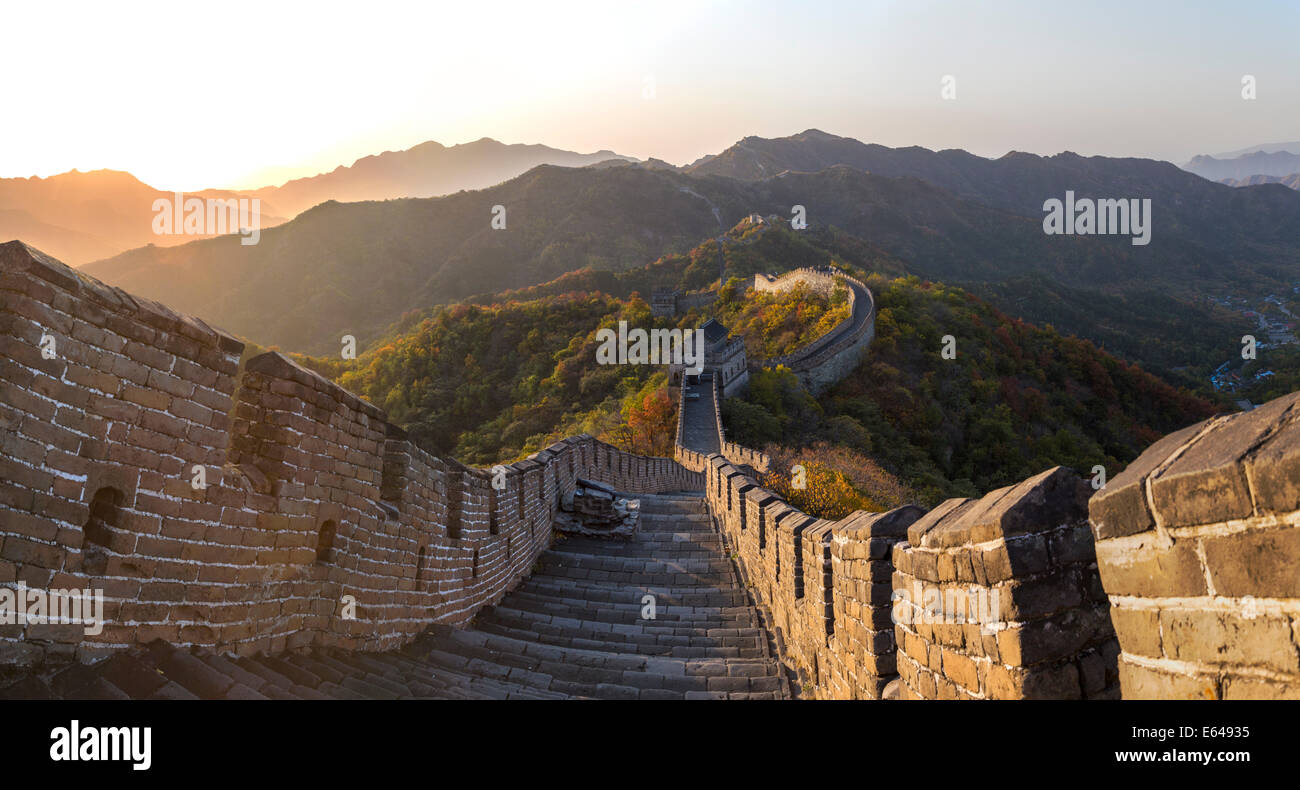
[3,0,1296,191]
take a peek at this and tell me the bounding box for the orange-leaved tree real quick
[612,382,677,457]
[761,460,880,521]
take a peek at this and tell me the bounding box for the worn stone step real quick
[557,534,726,555]
[535,554,736,581]
[481,604,766,645]
[515,574,747,603]
[475,614,768,660]
[500,587,759,624]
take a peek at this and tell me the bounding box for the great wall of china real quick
[752,267,875,395]
[2,240,1298,699]
[675,267,1300,699]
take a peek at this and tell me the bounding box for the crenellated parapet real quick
[1089,392,1300,699]
[693,450,924,698]
[689,385,1300,699]
[0,241,702,671]
[752,267,850,297]
[892,467,1118,699]
[677,261,1300,698]
[691,453,1123,699]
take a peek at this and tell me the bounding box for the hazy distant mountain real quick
[1183,149,1300,181]
[0,139,637,265]
[234,138,639,217]
[0,208,117,263]
[1218,173,1300,190]
[80,164,750,354]
[1212,142,1300,159]
[0,169,288,265]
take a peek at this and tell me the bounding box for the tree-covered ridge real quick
[461,222,907,308]
[305,274,846,466]
[724,275,1218,506]
[975,276,1253,385]
[292,224,887,467]
[708,278,850,361]
[324,293,671,465]
[295,220,1220,514]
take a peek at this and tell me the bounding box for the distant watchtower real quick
[651,287,680,317]
[699,318,749,396]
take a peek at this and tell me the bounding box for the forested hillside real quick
[298,225,867,464]
[723,275,1218,506]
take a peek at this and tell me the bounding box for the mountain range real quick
[1210,141,1300,158]
[0,170,289,265]
[293,221,1216,480]
[229,138,637,218]
[0,139,635,265]
[73,130,1300,359]
[81,164,743,353]
[1183,148,1300,181]
[1216,173,1300,189]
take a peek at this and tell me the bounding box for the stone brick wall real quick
[676,374,770,474]
[690,451,924,699]
[10,236,1300,700]
[752,268,844,298]
[681,392,1300,700]
[826,506,924,698]
[892,467,1118,699]
[683,266,1300,701]
[0,241,701,671]
[711,375,770,472]
[686,454,1120,699]
[1089,391,1300,699]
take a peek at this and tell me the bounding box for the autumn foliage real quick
[727,274,1217,506]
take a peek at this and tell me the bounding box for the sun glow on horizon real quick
[2,0,1297,192]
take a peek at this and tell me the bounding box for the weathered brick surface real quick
[676,441,923,698]
[0,241,703,671]
[824,506,923,698]
[687,451,1118,699]
[892,467,1117,699]
[676,370,1123,699]
[1089,390,1300,699]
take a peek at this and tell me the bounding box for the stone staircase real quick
[2,492,790,700]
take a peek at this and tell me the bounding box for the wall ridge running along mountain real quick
[672,273,1300,699]
[752,266,875,394]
